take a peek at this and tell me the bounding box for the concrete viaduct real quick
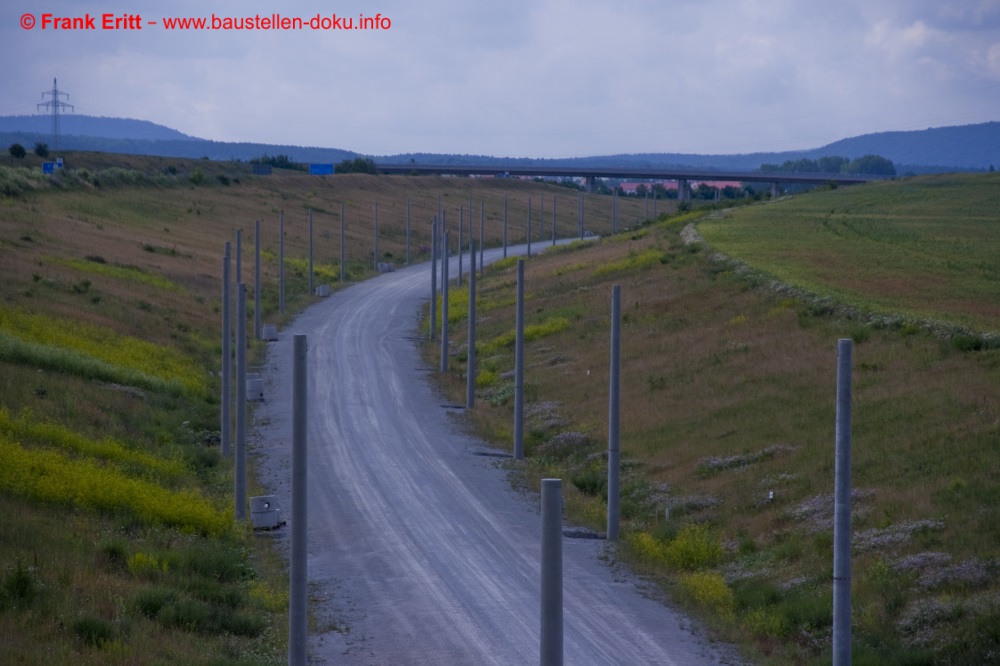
[375,164,885,200]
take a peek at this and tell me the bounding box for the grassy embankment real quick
[0,152,635,664]
[426,173,1000,665]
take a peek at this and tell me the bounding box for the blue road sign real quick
[309,164,334,175]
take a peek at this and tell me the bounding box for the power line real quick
[37,78,74,153]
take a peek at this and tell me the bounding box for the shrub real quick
[158,597,212,631]
[173,544,251,583]
[570,461,606,497]
[128,552,168,578]
[130,586,177,617]
[248,579,288,613]
[742,607,790,638]
[665,524,723,570]
[73,615,114,646]
[626,532,672,566]
[33,143,49,158]
[679,571,735,618]
[476,368,498,388]
[2,560,38,607]
[8,143,26,159]
[220,609,267,637]
[98,538,129,570]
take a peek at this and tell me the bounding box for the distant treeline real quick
[248,154,307,171]
[759,154,897,176]
[246,154,379,175]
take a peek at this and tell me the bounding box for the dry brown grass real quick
[0,153,660,664]
[427,196,1000,664]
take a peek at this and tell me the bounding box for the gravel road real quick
[252,244,745,665]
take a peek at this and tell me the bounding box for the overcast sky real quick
[3,0,999,158]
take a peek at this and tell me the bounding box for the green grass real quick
[0,409,186,480]
[0,436,230,535]
[697,173,1000,332]
[0,309,208,396]
[47,256,183,292]
[478,317,571,353]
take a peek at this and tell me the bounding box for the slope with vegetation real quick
[0,151,637,664]
[426,172,1000,665]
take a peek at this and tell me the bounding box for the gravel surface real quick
[251,243,746,665]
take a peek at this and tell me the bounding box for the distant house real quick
[619,180,680,194]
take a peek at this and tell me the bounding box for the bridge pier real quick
[585,176,596,193]
[771,182,779,198]
[677,179,691,202]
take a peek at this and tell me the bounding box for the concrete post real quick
[540,478,563,666]
[609,192,614,234]
[540,195,545,241]
[607,285,621,542]
[527,197,532,257]
[466,243,477,409]
[579,192,584,240]
[279,211,285,313]
[771,182,779,199]
[430,219,437,341]
[503,194,508,258]
[479,201,485,277]
[552,195,557,246]
[653,186,658,219]
[373,201,379,272]
[440,212,447,306]
[235,229,242,286]
[308,209,314,296]
[235,283,247,521]
[221,244,231,458]
[340,203,346,283]
[644,189,648,220]
[678,179,690,202]
[406,198,411,265]
[441,230,449,372]
[616,190,620,233]
[833,338,853,666]
[458,207,463,287]
[514,259,525,460]
[289,334,308,666]
[254,220,261,340]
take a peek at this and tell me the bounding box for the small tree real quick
[8,143,26,159]
[334,157,379,175]
[33,143,49,158]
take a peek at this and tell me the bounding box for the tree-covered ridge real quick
[759,154,897,176]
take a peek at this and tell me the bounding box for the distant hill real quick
[0,114,198,142]
[382,123,999,172]
[0,115,355,163]
[807,122,1000,172]
[2,114,996,171]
